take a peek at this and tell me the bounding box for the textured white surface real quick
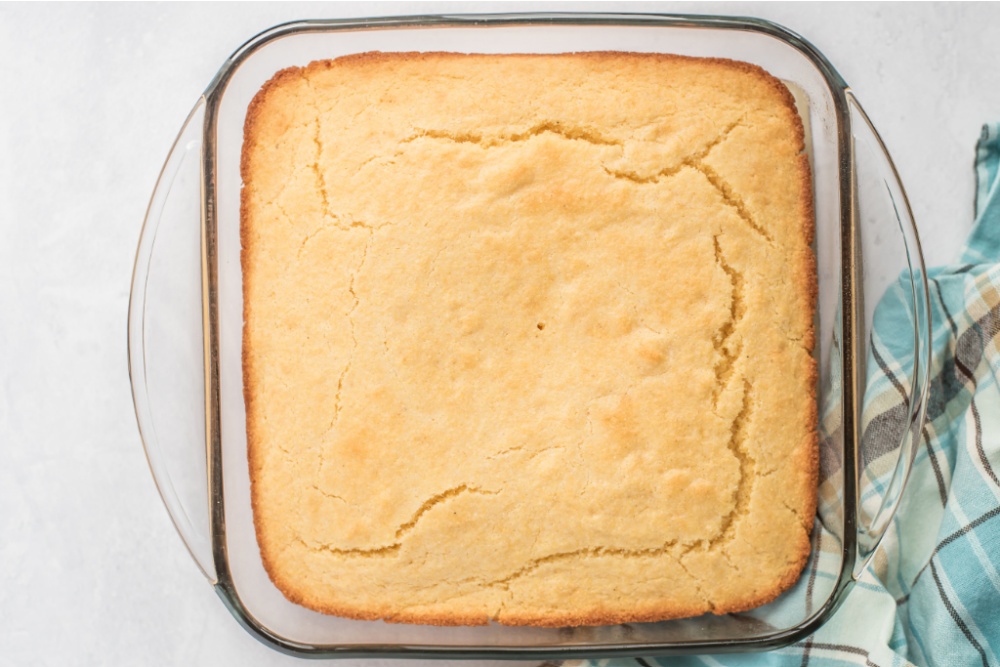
[1,2,999,665]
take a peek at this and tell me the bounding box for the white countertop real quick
[2,2,999,665]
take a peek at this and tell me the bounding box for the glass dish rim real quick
[178,10,897,659]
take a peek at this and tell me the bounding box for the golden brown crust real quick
[241,51,818,627]
[240,65,305,594]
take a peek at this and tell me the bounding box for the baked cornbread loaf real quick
[241,52,817,627]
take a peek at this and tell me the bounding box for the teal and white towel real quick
[582,123,1000,667]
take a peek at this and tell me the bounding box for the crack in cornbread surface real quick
[241,52,818,627]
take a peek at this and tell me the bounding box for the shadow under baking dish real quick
[129,12,931,659]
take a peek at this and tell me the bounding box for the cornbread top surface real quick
[241,52,817,627]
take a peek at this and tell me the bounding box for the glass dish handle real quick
[128,99,216,582]
[848,92,932,575]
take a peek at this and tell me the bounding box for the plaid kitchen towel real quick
[576,123,1000,667]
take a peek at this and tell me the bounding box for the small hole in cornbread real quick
[536,322,546,330]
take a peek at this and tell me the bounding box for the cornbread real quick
[240,52,817,627]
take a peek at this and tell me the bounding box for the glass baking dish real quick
[128,12,932,660]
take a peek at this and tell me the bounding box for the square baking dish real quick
[129,13,931,659]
